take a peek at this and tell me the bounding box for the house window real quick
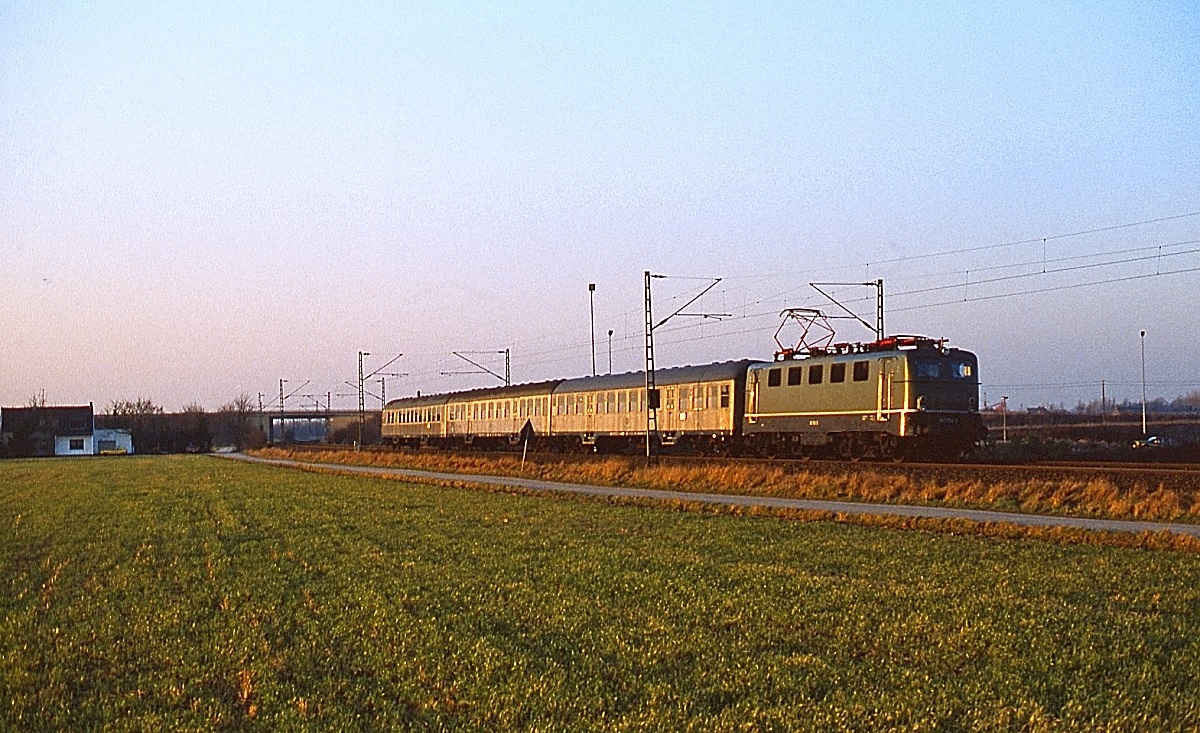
[830,363,846,383]
[768,369,782,387]
[69,438,84,451]
[787,367,802,386]
[808,365,823,384]
[853,361,870,381]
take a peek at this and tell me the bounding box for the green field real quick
[3,456,1200,731]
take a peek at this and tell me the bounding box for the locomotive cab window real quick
[787,367,802,386]
[808,364,823,384]
[952,362,974,379]
[915,362,942,379]
[853,361,870,381]
[768,368,782,387]
[830,363,846,383]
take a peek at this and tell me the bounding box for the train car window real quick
[768,369,782,387]
[679,387,689,408]
[787,367,802,386]
[535,399,542,417]
[952,362,973,379]
[720,385,730,408]
[915,361,942,379]
[606,392,615,413]
[618,391,627,413]
[707,386,715,409]
[809,364,823,384]
[830,363,846,383]
[586,394,594,414]
[853,361,870,381]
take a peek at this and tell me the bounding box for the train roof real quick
[384,379,563,410]
[554,360,765,393]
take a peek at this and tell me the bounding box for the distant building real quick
[94,428,135,455]
[0,404,97,457]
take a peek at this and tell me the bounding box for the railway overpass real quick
[253,409,380,445]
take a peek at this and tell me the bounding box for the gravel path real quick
[221,453,1200,539]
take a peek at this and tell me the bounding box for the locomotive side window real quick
[952,362,973,379]
[830,363,846,383]
[853,361,869,381]
[808,364,823,384]
[768,368,782,387]
[787,367,802,386]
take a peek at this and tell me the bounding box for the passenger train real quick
[382,335,983,460]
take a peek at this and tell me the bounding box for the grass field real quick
[3,456,1200,731]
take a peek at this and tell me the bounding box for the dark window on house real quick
[853,361,870,381]
[768,369,782,387]
[830,363,846,383]
[808,364,823,384]
[787,367,802,386]
[69,438,84,451]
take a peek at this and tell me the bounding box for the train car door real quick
[876,358,898,421]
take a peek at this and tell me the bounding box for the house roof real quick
[1,405,95,437]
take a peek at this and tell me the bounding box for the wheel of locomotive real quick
[879,434,900,462]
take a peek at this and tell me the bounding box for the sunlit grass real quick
[3,455,1200,730]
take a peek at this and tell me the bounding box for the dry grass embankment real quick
[251,447,1199,524]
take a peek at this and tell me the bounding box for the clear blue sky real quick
[2,1,1198,411]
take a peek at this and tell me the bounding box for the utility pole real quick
[358,351,369,449]
[1140,330,1148,436]
[278,379,286,445]
[357,351,405,448]
[608,329,614,375]
[258,392,266,442]
[589,283,597,377]
[1100,380,1106,429]
[1001,396,1009,443]
[644,272,657,461]
[643,271,725,463]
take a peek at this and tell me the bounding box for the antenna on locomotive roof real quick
[808,279,884,342]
